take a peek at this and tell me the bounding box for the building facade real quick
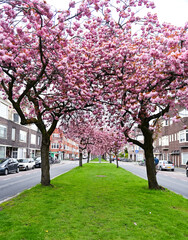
[0,97,41,159]
[127,108,188,167]
[154,108,188,167]
[127,131,145,162]
[49,128,79,160]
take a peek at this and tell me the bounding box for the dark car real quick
[0,158,19,175]
[34,156,56,167]
[34,157,41,168]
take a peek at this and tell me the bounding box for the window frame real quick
[0,124,7,139]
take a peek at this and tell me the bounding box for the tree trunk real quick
[142,126,162,190]
[109,153,112,163]
[79,150,83,167]
[116,154,119,168]
[41,134,51,186]
[87,151,90,163]
[144,146,160,189]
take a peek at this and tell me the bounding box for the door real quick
[7,159,14,172]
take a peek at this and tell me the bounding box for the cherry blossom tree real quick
[0,0,99,186]
[1,0,187,191]
[65,120,97,167]
[62,111,125,165]
[68,1,188,189]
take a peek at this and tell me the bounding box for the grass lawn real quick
[90,158,108,162]
[0,163,187,240]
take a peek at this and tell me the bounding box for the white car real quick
[18,158,35,170]
[157,160,174,171]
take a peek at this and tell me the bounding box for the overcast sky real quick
[46,0,188,27]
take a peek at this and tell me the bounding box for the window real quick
[0,102,8,119]
[162,136,169,146]
[162,120,168,126]
[179,130,188,143]
[13,113,19,123]
[38,136,40,145]
[12,148,18,158]
[31,134,36,144]
[174,134,176,141]
[53,133,60,138]
[181,152,188,165]
[0,125,7,139]
[12,128,16,141]
[0,146,6,158]
[19,130,27,142]
[51,143,59,149]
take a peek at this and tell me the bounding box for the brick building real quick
[0,97,41,159]
[49,128,79,160]
[127,107,188,167]
[127,133,145,162]
[153,108,188,167]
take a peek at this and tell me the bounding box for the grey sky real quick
[46,0,188,27]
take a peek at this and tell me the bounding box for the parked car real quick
[120,158,130,162]
[72,157,79,161]
[157,160,174,171]
[34,157,41,168]
[34,156,58,167]
[17,158,35,170]
[0,158,19,175]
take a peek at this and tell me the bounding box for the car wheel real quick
[39,163,41,168]
[186,170,188,177]
[171,169,174,171]
[4,169,8,175]
[25,166,28,171]
[16,167,19,173]
[32,165,35,169]
[159,166,163,171]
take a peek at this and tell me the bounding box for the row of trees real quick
[62,115,125,167]
[0,0,187,189]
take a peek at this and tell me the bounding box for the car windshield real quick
[18,159,28,163]
[0,159,7,164]
[167,161,173,164]
[163,161,168,164]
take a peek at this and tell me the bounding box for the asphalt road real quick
[1,160,187,203]
[0,160,80,203]
[118,162,188,199]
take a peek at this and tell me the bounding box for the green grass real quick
[90,158,108,162]
[0,163,187,240]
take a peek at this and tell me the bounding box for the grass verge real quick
[0,163,187,240]
[90,158,108,162]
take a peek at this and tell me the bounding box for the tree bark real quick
[144,143,160,189]
[79,150,83,167]
[41,133,51,186]
[116,154,119,168]
[109,153,112,163]
[87,151,90,163]
[141,125,162,189]
[125,118,163,189]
